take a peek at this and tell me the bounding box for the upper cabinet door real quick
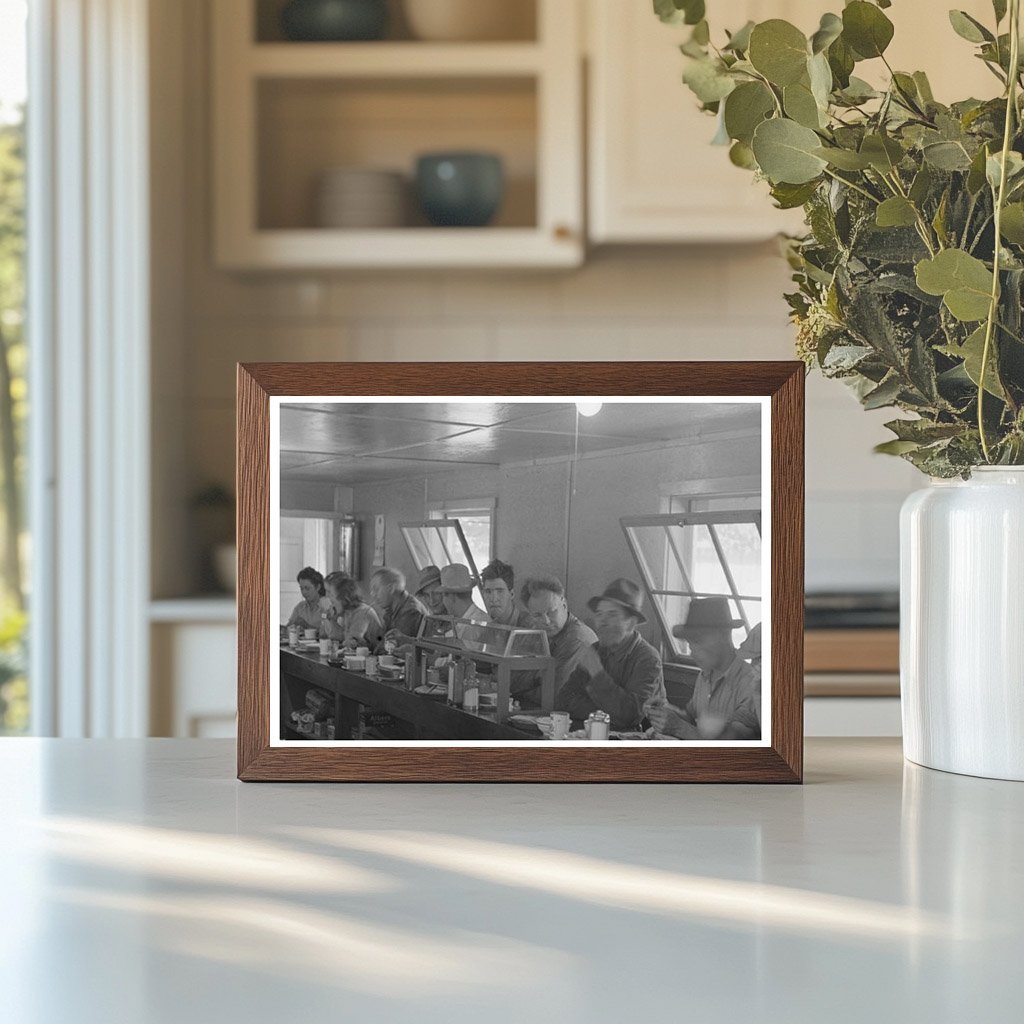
[587,0,1001,245]
[587,0,811,244]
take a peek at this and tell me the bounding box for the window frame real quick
[620,509,762,664]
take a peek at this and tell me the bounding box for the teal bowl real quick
[415,153,505,228]
[281,0,388,42]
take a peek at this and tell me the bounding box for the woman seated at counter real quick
[285,567,332,631]
[322,572,383,648]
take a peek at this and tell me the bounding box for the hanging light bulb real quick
[576,400,603,417]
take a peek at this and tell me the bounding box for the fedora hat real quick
[439,563,477,593]
[414,564,442,595]
[672,597,743,639]
[587,578,647,624]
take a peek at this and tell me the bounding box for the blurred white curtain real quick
[28,0,150,736]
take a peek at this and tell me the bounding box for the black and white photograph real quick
[270,396,769,745]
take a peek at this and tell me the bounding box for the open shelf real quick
[254,0,538,45]
[256,76,538,232]
[213,0,581,268]
[249,41,544,77]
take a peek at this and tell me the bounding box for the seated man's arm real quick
[714,684,762,740]
[554,664,595,722]
[585,649,663,731]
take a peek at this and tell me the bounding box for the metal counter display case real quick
[412,614,556,722]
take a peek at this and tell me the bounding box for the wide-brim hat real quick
[439,563,478,593]
[672,597,743,640]
[587,578,646,624]
[414,564,442,595]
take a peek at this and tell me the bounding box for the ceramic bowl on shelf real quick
[281,0,388,42]
[414,152,504,227]
[403,0,534,42]
[315,167,408,228]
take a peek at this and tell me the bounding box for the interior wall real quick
[566,434,761,645]
[279,479,347,513]
[155,0,921,599]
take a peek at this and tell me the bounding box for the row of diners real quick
[281,556,762,742]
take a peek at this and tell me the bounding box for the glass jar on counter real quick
[585,711,611,740]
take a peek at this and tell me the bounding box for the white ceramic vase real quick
[900,467,1024,781]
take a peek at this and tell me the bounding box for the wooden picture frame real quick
[237,362,804,782]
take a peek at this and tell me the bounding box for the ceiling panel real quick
[280,407,475,456]
[280,455,484,484]
[279,400,763,485]
[282,401,569,428]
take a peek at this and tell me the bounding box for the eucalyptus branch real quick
[979,0,1021,461]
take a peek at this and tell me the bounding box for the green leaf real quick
[1000,203,1024,244]
[827,35,856,89]
[862,374,903,409]
[810,13,843,54]
[682,57,736,104]
[874,439,922,455]
[784,80,824,129]
[948,10,994,44]
[884,418,963,443]
[724,20,755,53]
[993,0,1008,24]
[748,20,809,87]
[909,164,933,205]
[808,51,833,109]
[912,71,935,104]
[876,197,918,228]
[837,76,879,104]
[938,325,1006,398]
[653,0,705,26]
[860,133,904,173]
[723,81,775,144]
[986,150,1024,191]
[751,118,828,184]
[729,140,757,169]
[932,190,950,247]
[922,140,973,171]
[967,144,992,194]
[691,19,710,45]
[770,180,820,209]
[813,146,872,170]
[842,1,895,59]
[915,249,994,321]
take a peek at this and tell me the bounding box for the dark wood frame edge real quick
[236,361,804,783]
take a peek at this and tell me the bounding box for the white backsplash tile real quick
[184,248,918,591]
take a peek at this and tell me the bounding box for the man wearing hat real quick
[439,563,488,637]
[553,578,666,731]
[413,564,447,617]
[648,598,761,741]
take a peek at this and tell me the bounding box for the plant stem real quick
[884,170,939,254]
[979,0,1021,461]
[822,167,880,205]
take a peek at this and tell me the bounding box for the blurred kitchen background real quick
[2,0,996,738]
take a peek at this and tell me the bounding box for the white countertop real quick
[1,738,1020,1023]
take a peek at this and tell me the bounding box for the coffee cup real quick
[303,628,317,640]
[356,646,370,658]
[379,655,398,668]
[318,638,331,657]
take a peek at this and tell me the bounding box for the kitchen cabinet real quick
[586,0,999,244]
[211,0,583,269]
[150,600,237,737]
